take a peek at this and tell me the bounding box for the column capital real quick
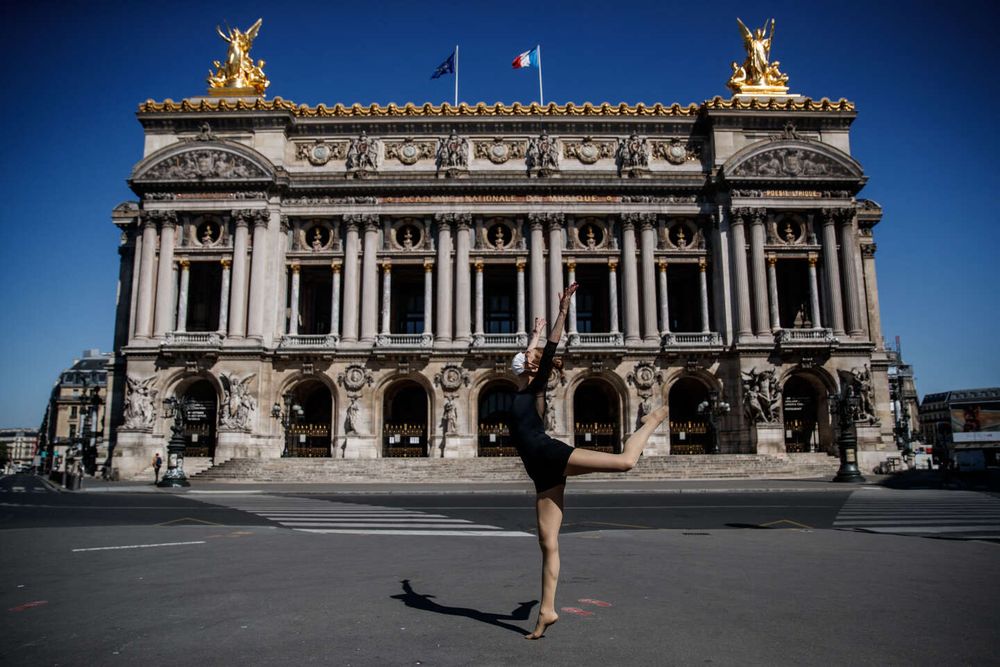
[528,212,564,231]
[565,258,576,271]
[698,257,708,272]
[142,210,177,228]
[766,254,777,267]
[344,213,379,231]
[730,207,766,225]
[290,263,301,274]
[178,258,190,270]
[231,208,268,227]
[474,259,484,272]
[860,243,877,258]
[820,207,853,225]
[657,258,668,271]
[382,261,392,274]
[220,258,231,269]
[433,212,471,229]
[424,259,435,272]
[516,259,526,271]
[607,258,618,271]
[279,215,290,233]
[807,253,819,266]
[331,261,342,273]
[621,212,655,230]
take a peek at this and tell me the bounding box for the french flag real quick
[512,46,540,69]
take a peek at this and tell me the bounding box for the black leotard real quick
[507,340,574,493]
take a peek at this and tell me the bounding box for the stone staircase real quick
[191,453,840,483]
[132,457,219,481]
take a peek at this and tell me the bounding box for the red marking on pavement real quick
[560,607,593,617]
[578,598,613,607]
[9,600,47,612]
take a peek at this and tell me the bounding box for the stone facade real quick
[106,97,897,478]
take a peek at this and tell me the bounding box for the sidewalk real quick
[74,475,878,495]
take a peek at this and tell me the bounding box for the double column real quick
[359,215,381,343]
[151,211,178,338]
[433,213,456,343]
[728,208,755,339]
[838,211,865,336]
[134,213,161,339]
[619,214,644,344]
[340,215,365,342]
[527,214,547,323]
[748,209,770,336]
[380,261,392,337]
[454,216,472,344]
[287,264,301,335]
[820,209,847,336]
[175,259,191,332]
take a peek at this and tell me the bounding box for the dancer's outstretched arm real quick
[526,317,545,352]
[547,283,578,343]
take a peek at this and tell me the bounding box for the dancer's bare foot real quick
[524,609,559,639]
[641,405,669,426]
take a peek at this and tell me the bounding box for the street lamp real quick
[830,387,866,483]
[272,393,303,457]
[158,397,191,487]
[697,390,731,455]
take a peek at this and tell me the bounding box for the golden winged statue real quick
[727,17,790,95]
[207,18,269,96]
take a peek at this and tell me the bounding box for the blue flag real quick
[431,51,455,79]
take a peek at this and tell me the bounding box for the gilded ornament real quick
[726,18,790,96]
[207,18,270,97]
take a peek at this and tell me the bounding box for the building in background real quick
[104,18,899,478]
[886,335,920,449]
[40,349,110,475]
[920,388,1000,469]
[0,428,38,467]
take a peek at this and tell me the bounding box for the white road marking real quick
[296,529,530,536]
[72,541,206,552]
[834,489,1000,538]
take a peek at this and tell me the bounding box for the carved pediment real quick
[132,141,274,183]
[724,139,862,181]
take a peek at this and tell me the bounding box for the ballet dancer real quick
[508,283,669,639]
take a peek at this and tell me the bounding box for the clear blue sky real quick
[0,0,997,427]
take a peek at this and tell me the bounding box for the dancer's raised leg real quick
[526,483,564,639]
[564,405,668,476]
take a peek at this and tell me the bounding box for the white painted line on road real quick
[274,517,474,523]
[186,490,265,494]
[853,526,1000,534]
[835,518,1000,525]
[296,529,531,536]
[279,522,498,529]
[72,541,207,552]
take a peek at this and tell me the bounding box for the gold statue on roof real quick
[727,18,790,96]
[207,18,269,96]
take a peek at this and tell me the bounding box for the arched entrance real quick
[478,380,517,457]
[669,377,710,454]
[179,379,218,458]
[573,379,621,453]
[782,374,832,453]
[283,380,332,457]
[383,381,428,457]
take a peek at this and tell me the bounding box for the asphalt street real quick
[2,473,999,666]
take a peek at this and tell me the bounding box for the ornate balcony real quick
[278,334,338,349]
[775,328,835,343]
[569,332,624,347]
[375,333,434,348]
[662,332,722,347]
[473,333,528,349]
[163,331,223,346]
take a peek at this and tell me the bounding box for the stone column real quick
[228,213,250,339]
[217,258,231,335]
[175,259,191,332]
[246,211,269,339]
[473,259,485,343]
[639,217,659,342]
[766,255,780,331]
[839,215,864,335]
[820,208,846,336]
[620,214,642,344]
[360,216,380,343]
[134,216,159,339]
[698,258,711,333]
[434,214,454,343]
[330,262,341,338]
[380,261,392,336]
[423,260,434,338]
[749,211,769,336]
[454,217,472,343]
[515,259,526,337]
[565,259,578,341]
[528,215,546,322]
[729,209,753,339]
[658,259,670,335]
[152,214,178,337]
[288,264,301,335]
[807,254,822,328]
[608,259,620,335]
[341,217,361,342]
[547,216,565,323]
[860,244,883,347]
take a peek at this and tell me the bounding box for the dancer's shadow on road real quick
[391,579,537,635]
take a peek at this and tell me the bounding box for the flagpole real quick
[536,44,544,106]
[454,45,459,107]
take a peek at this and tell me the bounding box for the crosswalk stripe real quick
[834,489,1000,539]
[192,494,531,537]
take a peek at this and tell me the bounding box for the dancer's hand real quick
[557,282,579,315]
[532,317,546,335]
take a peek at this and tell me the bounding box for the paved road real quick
[2,475,999,666]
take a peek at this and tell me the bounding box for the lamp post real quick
[158,397,191,487]
[272,393,303,458]
[830,387,866,483]
[698,390,731,455]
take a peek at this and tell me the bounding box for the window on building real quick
[70,406,78,419]
[186,262,223,331]
[667,264,701,332]
[297,267,332,335]
[389,266,425,334]
[484,266,516,334]
[574,264,610,333]
[776,259,815,329]
[69,424,77,440]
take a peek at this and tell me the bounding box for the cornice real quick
[138,96,855,118]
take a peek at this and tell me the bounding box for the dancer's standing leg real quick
[526,483,564,639]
